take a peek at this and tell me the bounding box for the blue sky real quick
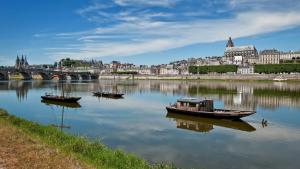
[1,0,300,66]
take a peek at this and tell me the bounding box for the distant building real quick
[137,68,151,75]
[159,64,179,75]
[150,65,160,75]
[259,49,280,64]
[15,55,29,70]
[280,51,300,61]
[110,61,121,72]
[224,37,258,65]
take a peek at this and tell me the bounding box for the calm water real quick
[0,80,300,169]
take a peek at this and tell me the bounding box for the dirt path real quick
[0,120,92,169]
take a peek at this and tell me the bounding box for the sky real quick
[1,0,300,66]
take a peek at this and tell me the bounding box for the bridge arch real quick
[19,71,31,80]
[80,74,91,80]
[66,74,79,81]
[90,74,99,80]
[37,72,50,80]
[50,73,66,81]
[0,72,8,80]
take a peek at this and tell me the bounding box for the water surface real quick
[0,80,300,169]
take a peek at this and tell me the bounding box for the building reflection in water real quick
[166,112,256,133]
[1,80,300,110]
[10,81,30,102]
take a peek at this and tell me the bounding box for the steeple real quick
[25,55,29,66]
[15,55,20,69]
[226,37,234,48]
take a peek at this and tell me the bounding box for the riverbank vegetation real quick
[189,65,237,74]
[0,109,176,169]
[254,64,300,74]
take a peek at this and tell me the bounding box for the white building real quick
[259,49,280,64]
[160,65,179,75]
[280,51,300,61]
[138,68,151,75]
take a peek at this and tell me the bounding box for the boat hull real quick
[93,92,124,98]
[166,106,255,119]
[41,96,81,103]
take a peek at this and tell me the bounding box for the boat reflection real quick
[41,100,81,108]
[166,112,256,133]
[41,100,81,131]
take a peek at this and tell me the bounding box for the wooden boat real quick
[93,92,124,98]
[41,68,81,103]
[166,98,255,119]
[166,112,256,132]
[41,94,81,103]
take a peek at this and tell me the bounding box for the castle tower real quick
[226,37,234,48]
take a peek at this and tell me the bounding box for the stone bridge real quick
[0,68,99,80]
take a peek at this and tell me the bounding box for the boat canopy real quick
[177,98,212,104]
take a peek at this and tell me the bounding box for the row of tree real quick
[254,64,300,74]
[189,65,237,74]
[189,64,300,74]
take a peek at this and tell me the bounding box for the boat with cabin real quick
[93,92,124,99]
[166,98,255,119]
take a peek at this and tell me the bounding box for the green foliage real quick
[0,110,177,169]
[253,88,300,98]
[188,86,237,96]
[254,64,300,74]
[189,65,237,74]
[60,58,100,68]
[281,60,300,64]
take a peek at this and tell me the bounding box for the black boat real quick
[41,94,81,103]
[93,92,124,98]
[41,69,81,103]
[166,98,255,119]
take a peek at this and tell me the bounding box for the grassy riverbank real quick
[0,109,176,169]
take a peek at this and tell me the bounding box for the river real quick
[0,80,299,169]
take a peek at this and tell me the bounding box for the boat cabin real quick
[175,98,214,112]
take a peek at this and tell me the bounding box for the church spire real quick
[226,37,234,48]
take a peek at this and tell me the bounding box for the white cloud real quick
[47,9,300,60]
[76,2,109,16]
[236,123,300,142]
[112,0,178,7]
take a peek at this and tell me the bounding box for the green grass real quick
[0,110,177,169]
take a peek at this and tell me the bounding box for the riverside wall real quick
[98,74,300,81]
